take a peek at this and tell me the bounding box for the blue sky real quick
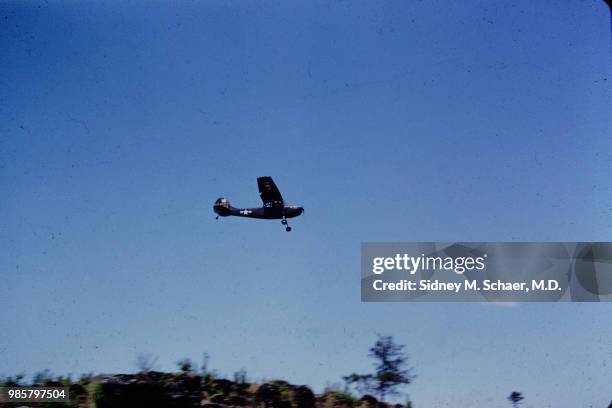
[1,1,611,407]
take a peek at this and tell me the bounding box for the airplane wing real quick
[257,176,284,206]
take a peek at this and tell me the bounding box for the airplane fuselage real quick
[214,202,303,220]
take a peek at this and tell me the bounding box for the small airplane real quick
[214,177,304,232]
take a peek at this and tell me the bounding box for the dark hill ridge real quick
[2,372,403,408]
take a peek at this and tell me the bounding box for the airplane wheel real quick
[281,219,287,225]
[286,226,292,232]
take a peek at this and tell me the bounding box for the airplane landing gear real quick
[282,217,291,232]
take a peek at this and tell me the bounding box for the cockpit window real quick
[215,198,229,208]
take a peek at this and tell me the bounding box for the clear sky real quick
[1,1,611,407]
